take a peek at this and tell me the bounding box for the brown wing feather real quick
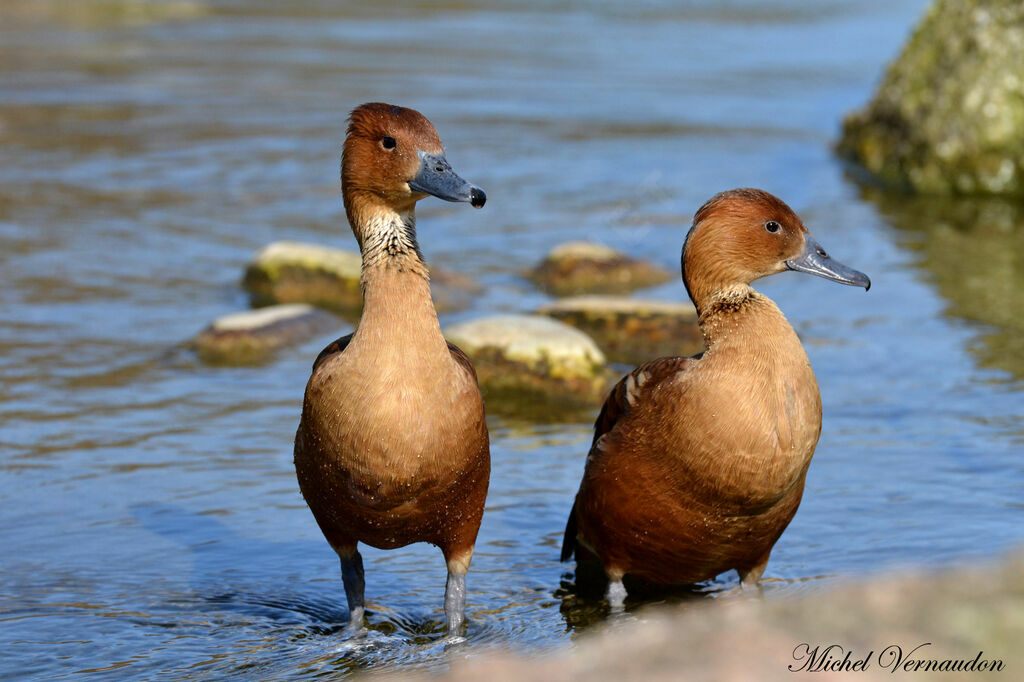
[311,333,353,374]
[446,340,479,382]
[591,355,698,448]
[561,354,699,562]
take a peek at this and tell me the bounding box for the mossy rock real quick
[243,242,363,316]
[445,315,612,416]
[538,295,702,365]
[7,0,207,28]
[838,0,1024,196]
[194,304,342,366]
[529,241,672,296]
[242,241,477,318]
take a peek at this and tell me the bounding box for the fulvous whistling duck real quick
[295,103,489,635]
[561,188,870,605]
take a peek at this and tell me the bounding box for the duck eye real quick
[764,220,781,234]
[381,136,397,150]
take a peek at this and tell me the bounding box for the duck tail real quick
[559,500,578,562]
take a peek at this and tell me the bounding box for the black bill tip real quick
[408,150,485,208]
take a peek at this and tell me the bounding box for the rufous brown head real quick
[682,188,869,307]
[341,103,485,221]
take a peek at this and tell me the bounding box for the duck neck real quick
[350,197,429,278]
[696,284,783,351]
[349,206,446,353]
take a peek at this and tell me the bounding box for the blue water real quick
[1,0,1021,677]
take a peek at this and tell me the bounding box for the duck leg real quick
[738,548,771,588]
[336,547,365,630]
[443,570,467,635]
[443,550,473,636]
[605,567,627,611]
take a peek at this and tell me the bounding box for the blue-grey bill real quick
[786,236,871,290]
[408,151,486,208]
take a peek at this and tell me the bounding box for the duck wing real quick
[445,340,479,383]
[560,355,698,562]
[310,333,354,373]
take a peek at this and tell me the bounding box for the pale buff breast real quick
[303,348,483,504]
[647,330,821,511]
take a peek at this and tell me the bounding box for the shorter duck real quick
[561,188,870,605]
[294,103,489,635]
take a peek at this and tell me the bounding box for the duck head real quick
[682,188,870,310]
[341,103,485,240]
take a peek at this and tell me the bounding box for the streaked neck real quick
[350,208,445,353]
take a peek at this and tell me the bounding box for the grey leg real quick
[605,578,627,611]
[738,550,770,589]
[339,551,365,630]
[443,570,467,636]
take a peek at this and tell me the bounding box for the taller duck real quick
[295,103,489,635]
[561,188,870,605]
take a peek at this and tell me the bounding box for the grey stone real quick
[445,315,611,414]
[838,0,1024,195]
[538,295,701,365]
[529,241,672,296]
[242,241,478,317]
[194,304,341,365]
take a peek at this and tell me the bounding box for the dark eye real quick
[764,220,781,234]
[381,136,396,150]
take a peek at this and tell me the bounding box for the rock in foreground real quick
[538,295,701,365]
[243,241,477,317]
[401,548,1024,682]
[445,315,610,415]
[529,241,672,296]
[194,304,341,365]
[838,0,1024,195]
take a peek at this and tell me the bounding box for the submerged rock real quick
[242,241,477,317]
[529,241,672,296]
[445,315,611,414]
[838,0,1024,195]
[194,304,341,365]
[538,295,701,365]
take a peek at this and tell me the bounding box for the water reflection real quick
[862,188,1024,379]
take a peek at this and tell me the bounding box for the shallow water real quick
[2,0,1023,678]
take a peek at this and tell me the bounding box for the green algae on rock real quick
[529,241,672,296]
[242,241,477,317]
[838,0,1024,196]
[538,295,702,365]
[243,241,363,315]
[194,304,342,365]
[445,315,611,414]
[5,0,207,28]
